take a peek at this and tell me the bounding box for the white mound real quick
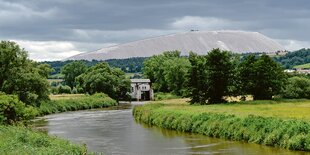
[66,30,285,60]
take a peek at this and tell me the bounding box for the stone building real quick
[130,79,154,101]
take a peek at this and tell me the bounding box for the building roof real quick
[130,79,151,83]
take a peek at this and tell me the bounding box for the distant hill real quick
[273,48,310,69]
[66,30,285,61]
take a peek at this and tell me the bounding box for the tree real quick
[77,62,131,101]
[281,76,310,99]
[187,52,208,104]
[61,61,87,88]
[0,41,51,106]
[143,51,190,95]
[239,54,286,100]
[204,49,235,104]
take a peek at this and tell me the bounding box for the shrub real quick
[71,87,78,94]
[154,92,180,101]
[0,93,38,124]
[57,85,71,94]
[281,76,310,99]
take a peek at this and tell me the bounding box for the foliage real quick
[43,57,146,75]
[61,61,87,88]
[154,92,181,101]
[39,93,117,115]
[0,41,51,106]
[273,48,310,69]
[57,84,72,94]
[187,52,208,104]
[204,49,235,103]
[133,100,310,151]
[281,76,310,99]
[0,93,38,125]
[238,54,286,100]
[143,51,190,96]
[77,62,131,101]
[187,49,235,104]
[0,125,88,154]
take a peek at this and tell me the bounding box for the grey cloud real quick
[0,0,310,60]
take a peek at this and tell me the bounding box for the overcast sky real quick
[1,0,310,61]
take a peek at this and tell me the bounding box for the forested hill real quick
[43,57,147,75]
[273,48,310,69]
[42,48,310,75]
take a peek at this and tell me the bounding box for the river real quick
[31,103,309,155]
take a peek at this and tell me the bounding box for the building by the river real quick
[130,79,154,101]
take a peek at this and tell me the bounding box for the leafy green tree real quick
[143,51,190,95]
[77,62,131,101]
[0,41,50,106]
[61,61,87,88]
[281,76,310,99]
[204,49,235,104]
[187,52,208,104]
[239,54,286,100]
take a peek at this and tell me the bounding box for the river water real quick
[31,104,309,155]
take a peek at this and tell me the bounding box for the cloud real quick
[12,40,116,61]
[171,16,234,30]
[276,39,310,51]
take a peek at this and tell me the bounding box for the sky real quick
[1,0,310,61]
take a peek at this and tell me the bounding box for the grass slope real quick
[0,125,88,154]
[39,93,117,115]
[133,99,310,151]
[294,63,310,69]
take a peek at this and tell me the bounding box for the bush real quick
[71,87,78,94]
[281,76,310,99]
[57,85,71,94]
[154,92,180,101]
[0,93,38,124]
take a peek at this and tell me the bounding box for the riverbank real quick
[133,98,310,151]
[39,93,117,115]
[0,93,117,154]
[0,125,88,154]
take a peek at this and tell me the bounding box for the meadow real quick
[133,98,310,151]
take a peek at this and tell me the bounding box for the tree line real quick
[143,49,309,104]
[43,57,146,76]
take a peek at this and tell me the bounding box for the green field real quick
[149,98,310,120]
[133,99,310,151]
[294,63,310,69]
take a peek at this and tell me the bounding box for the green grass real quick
[39,93,117,115]
[294,63,310,69]
[133,98,310,151]
[154,92,181,101]
[0,125,88,155]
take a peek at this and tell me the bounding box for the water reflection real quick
[31,105,310,155]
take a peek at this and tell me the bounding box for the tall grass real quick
[133,101,310,151]
[0,125,88,154]
[39,93,117,115]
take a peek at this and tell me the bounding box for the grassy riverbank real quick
[39,93,117,115]
[0,125,88,154]
[133,99,310,151]
[0,93,116,154]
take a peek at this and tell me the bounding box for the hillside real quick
[294,63,310,69]
[66,30,285,61]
